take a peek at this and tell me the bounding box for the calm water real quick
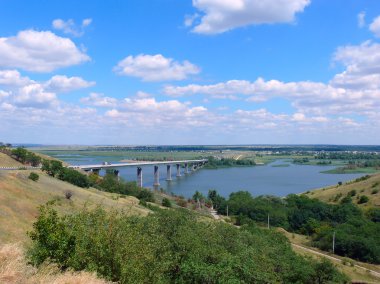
[54,154,366,198]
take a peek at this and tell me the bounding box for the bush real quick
[372,189,379,194]
[28,205,348,283]
[162,198,172,208]
[28,172,39,181]
[64,190,73,200]
[358,195,369,204]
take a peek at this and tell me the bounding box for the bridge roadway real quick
[71,159,208,170]
[70,159,208,188]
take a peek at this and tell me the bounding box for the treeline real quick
[1,146,42,167]
[205,156,256,168]
[28,205,347,283]
[90,170,154,202]
[316,152,380,161]
[205,191,380,264]
[41,160,90,188]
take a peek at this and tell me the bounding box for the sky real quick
[0,0,380,145]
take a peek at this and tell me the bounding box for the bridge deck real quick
[71,159,208,170]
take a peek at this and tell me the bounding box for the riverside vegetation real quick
[207,191,380,264]
[27,204,348,283]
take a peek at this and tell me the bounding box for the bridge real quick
[69,159,208,187]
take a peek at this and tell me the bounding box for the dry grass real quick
[0,153,23,167]
[0,169,150,244]
[0,243,111,284]
[305,173,380,207]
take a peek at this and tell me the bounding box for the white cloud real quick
[13,83,57,108]
[44,75,95,93]
[81,92,118,108]
[358,12,366,28]
[52,18,92,37]
[189,0,311,34]
[331,41,380,89]
[113,54,200,81]
[0,30,90,72]
[0,70,31,86]
[369,15,380,37]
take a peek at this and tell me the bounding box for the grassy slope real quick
[0,168,149,243]
[0,153,24,167]
[304,173,380,207]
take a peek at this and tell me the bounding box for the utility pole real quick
[332,231,335,254]
[226,205,229,217]
[267,213,270,229]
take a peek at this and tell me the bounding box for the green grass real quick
[304,173,380,207]
[321,167,380,174]
[271,164,290,167]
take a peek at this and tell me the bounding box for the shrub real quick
[372,189,379,194]
[162,198,172,208]
[28,172,39,181]
[64,190,73,200]
[28,205,348,283]
[358,195,369,204]
[348,190,356,197]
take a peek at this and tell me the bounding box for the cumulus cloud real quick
[358,12,366,28]
[188,0,311,34]
[44,75,95,93]
[81,92,118,108]
[369,15,380,37]
[113,54,200,81]
[52,18,92,37]
[13,83,57,108]
[0,70,31,86]
[0,30,90,72]
[331,41,380,89]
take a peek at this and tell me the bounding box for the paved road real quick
[291,243,380,279]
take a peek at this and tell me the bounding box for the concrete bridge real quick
[69,159,208,187]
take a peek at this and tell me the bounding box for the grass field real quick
[305,173,380,207]
[0,168,149,244]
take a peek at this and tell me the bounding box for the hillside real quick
[0,152,24,167]
[0,168,149,244]
[305,173,380,207]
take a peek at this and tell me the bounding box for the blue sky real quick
[0,0,380,145]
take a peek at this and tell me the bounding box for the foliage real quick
[11,147,41,166]
[28,205,348,283]
[358,195,369,204]
[205,156,255,168]
[162,197,172,208]
[98,172,154,202]
[28,172,39,182]
[41,159,90,188]
[217,191,380,264]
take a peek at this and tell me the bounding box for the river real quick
[52,154,365,198]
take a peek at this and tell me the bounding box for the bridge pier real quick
[137,167,143,187]
[184,163,189,174]
[166,165,172,181]
[154,165,160,186]
[91,168,100,175]
[176,164,181,177]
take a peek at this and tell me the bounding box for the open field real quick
[305,173,380,207]
[0,168,149,244]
